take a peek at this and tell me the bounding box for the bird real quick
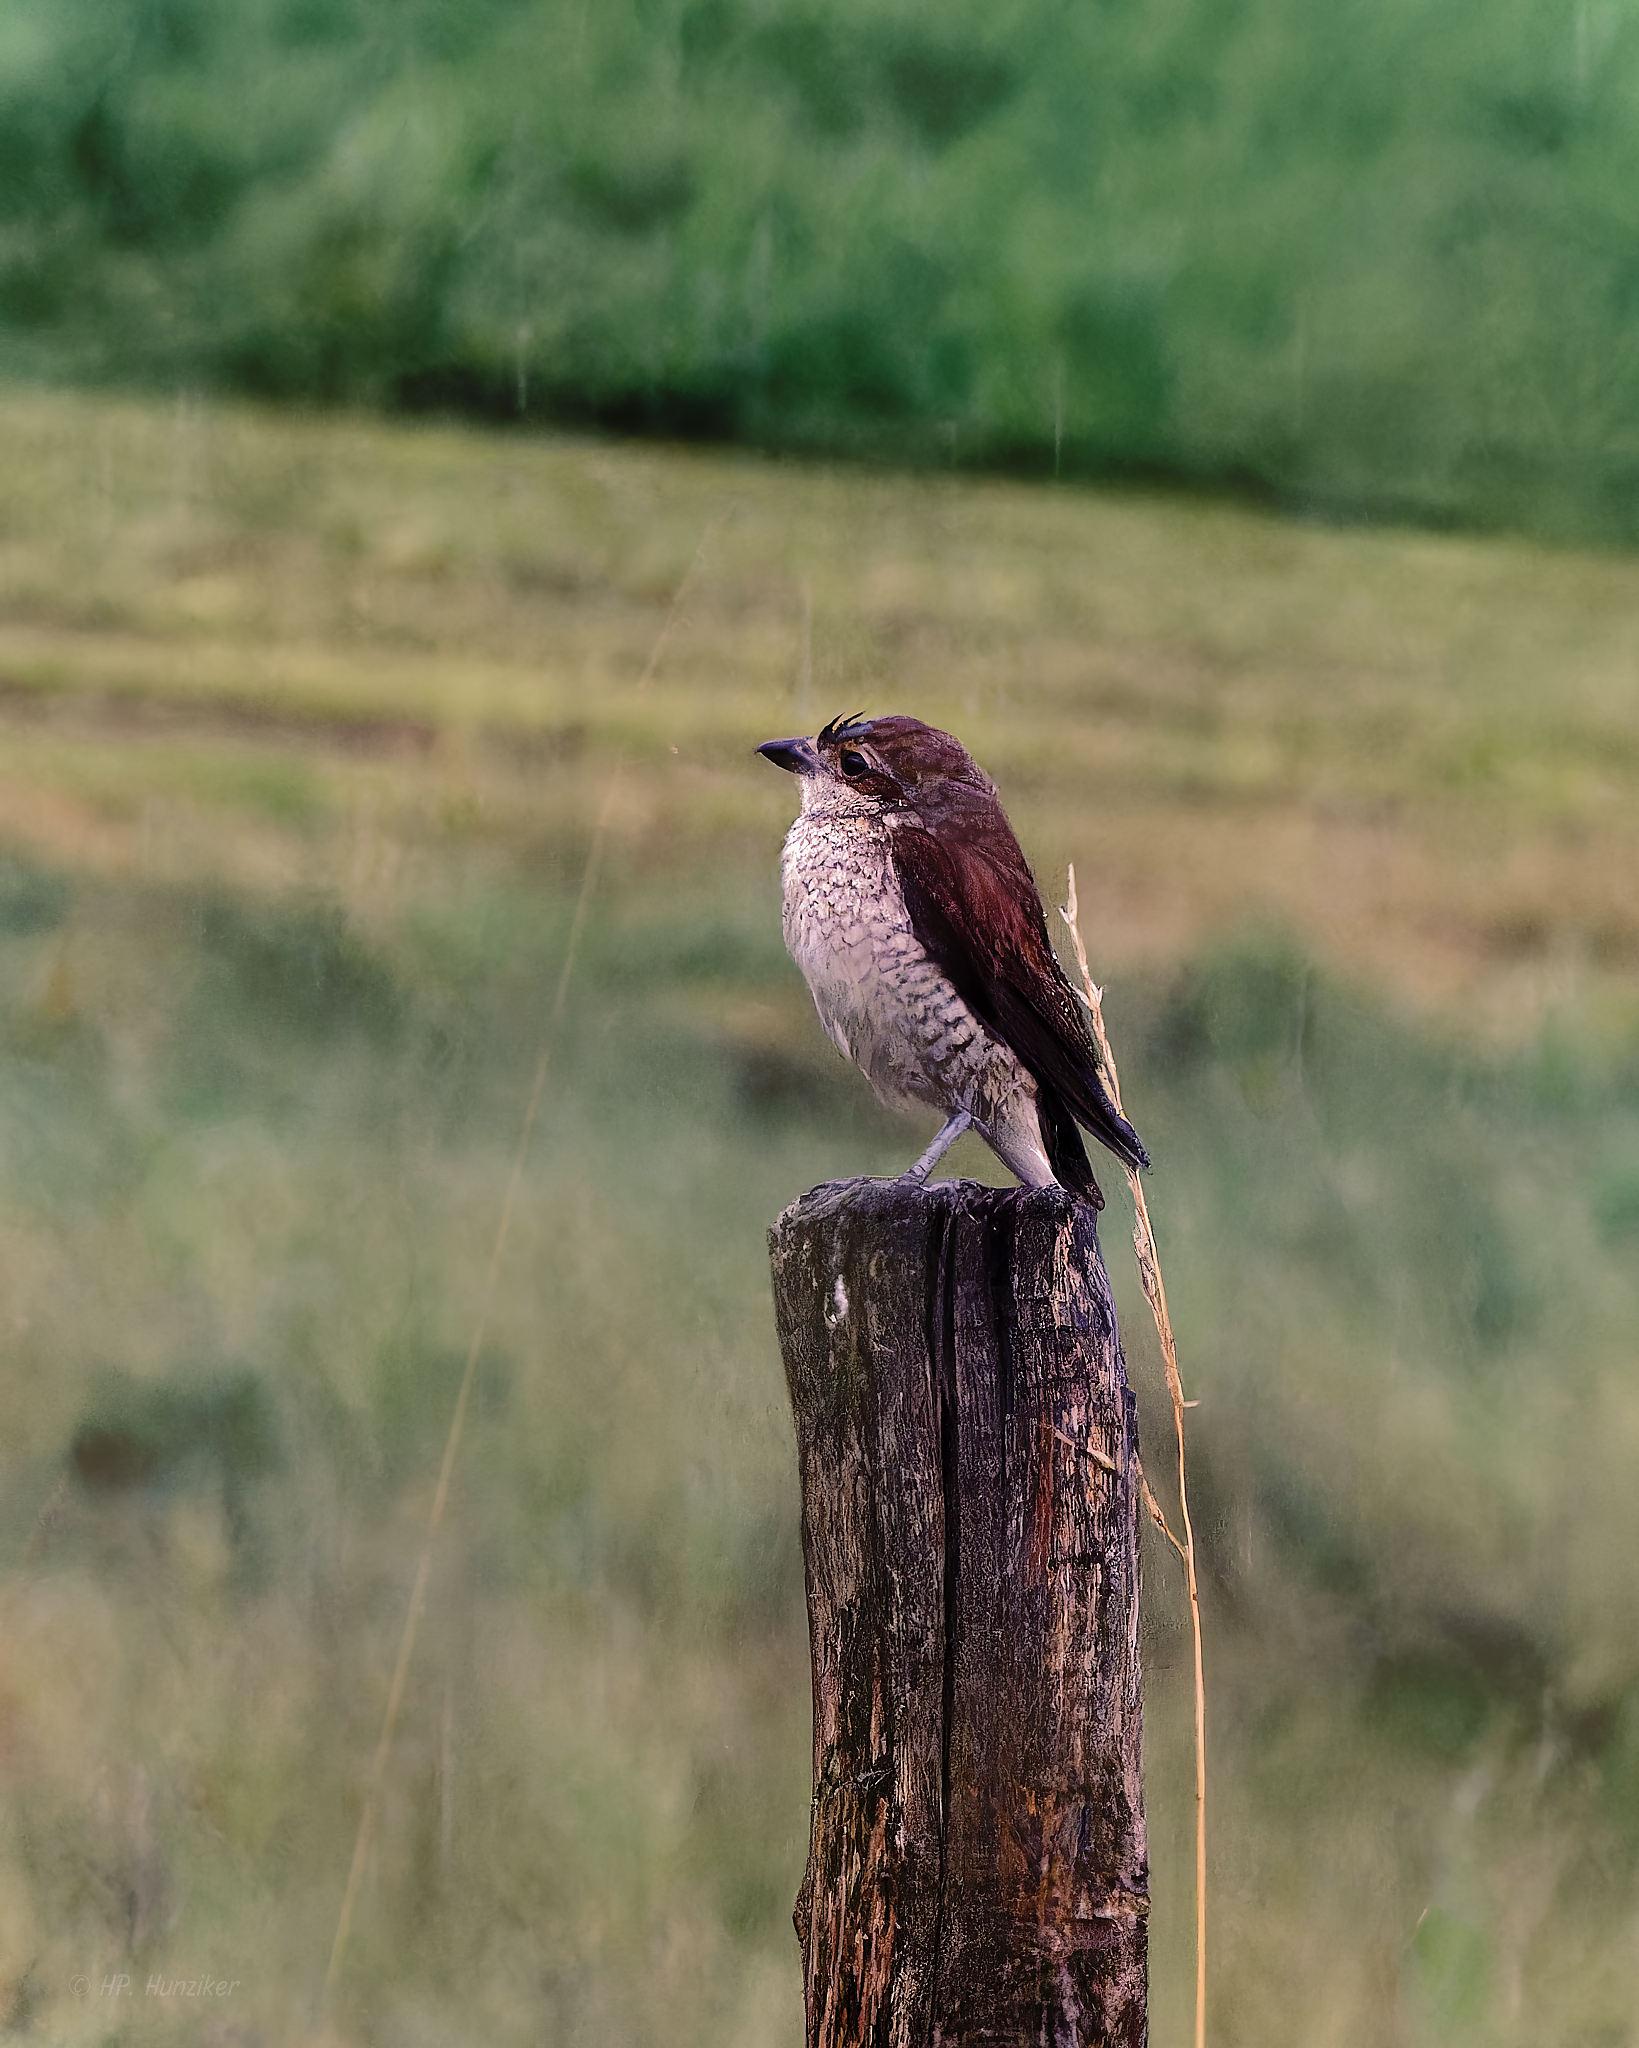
[757,712,1148,1207]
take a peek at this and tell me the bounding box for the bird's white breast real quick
[779,809,998,1117]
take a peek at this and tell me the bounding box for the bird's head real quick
[757,714,993,821]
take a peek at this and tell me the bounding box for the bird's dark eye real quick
[839,748,869,778]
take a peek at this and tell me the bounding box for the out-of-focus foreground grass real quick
[1,386,1637,2045]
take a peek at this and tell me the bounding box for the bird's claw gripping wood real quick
[901,1109,972,1184]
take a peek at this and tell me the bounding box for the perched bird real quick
[757,713,1148,1207]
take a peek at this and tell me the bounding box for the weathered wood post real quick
[769,1176,1147,2047]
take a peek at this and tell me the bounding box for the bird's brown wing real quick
[890,790,1150,1180]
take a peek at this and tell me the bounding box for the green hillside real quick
[7,0,1639,538]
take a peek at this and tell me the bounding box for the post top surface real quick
[770,1174,1085,1239]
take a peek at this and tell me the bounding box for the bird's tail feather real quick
[1041,1094,1106,1210]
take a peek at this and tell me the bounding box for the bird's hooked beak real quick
[756,735,818,775]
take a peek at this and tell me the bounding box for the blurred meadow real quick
[0,385,1635,2045]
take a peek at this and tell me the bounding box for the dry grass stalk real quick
[323,517,726,2001]
[1061,865,1207,2048]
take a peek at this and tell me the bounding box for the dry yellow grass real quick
[1,386,1636,1042]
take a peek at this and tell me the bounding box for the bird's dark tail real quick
[1041,1092,1106,1210]
[1089,1092,1150,1175]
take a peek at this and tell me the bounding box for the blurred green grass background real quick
[11,0,1639,539]
[0,390,1637,2043]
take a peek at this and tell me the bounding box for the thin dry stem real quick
[1141,1472,1188,1561]
[1062,864,1207,2048]
[323,518,727,2002]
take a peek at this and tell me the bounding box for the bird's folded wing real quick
[890,800,1150,1173]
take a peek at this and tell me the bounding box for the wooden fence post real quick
[768,1176,1147,2047]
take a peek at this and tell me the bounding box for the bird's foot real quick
[901,1111,972,1185]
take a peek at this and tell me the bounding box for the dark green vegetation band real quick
[6,0,1639,542]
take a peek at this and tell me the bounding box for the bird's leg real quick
[902,1111,972,1185]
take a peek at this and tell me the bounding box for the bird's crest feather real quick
[817,711,872,748]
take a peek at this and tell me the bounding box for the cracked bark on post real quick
[768,1178,1148,2048]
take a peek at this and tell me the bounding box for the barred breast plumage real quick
[779,807,1055,1184]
